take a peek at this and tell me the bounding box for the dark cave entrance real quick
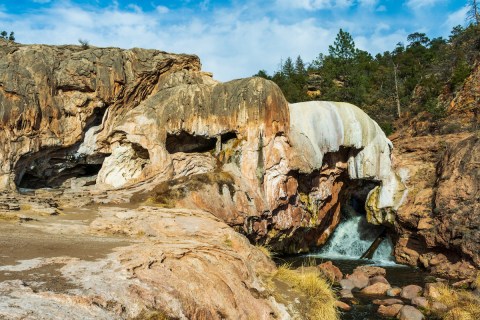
[166,131,217,153]
[15,145,107,189]
[166,131,238,154]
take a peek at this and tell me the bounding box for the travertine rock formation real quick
[0,41,400,254]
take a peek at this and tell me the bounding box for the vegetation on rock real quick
[0,30,14,41]
[270,265,339,320]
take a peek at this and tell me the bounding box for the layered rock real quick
[0,41,200,190]
[0,41,399,255]
[391,132,479,279]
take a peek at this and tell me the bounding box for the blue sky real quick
[0,0,470,81]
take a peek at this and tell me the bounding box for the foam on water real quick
[310,212,397,266]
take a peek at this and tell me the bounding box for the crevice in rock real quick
[166,131,217,154]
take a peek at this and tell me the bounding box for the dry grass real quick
[273,265,339,320]
[256,244,273,258]
[0,213,18,221]
[131,309,172,320]
[429,283,480,320]
[473,272,480,290]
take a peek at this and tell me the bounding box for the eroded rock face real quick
[0,41,200,190]
[391,132,479,280]
[0,42,399,255]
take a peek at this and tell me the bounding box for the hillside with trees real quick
[255,18,480,135]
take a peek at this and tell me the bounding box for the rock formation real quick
[390,61,480,281]
[0,40,401,254]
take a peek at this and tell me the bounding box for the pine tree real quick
[328,29,356,60]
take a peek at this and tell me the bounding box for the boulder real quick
[340,279,355,290]
[378,304,403,318]
[400,285,422,300]
[373,298,403,306]
[318,261,343,283]
[354,265,387,278]
[339,289,354,299]
[411,297,429,309]
[387,287,402,297]
[335,300,351,311]
[346,271,369,290]
[369,275,390,286]
[397,305,424,320]
[361,282,391,295]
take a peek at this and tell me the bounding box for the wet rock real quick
[361,282,391,295]
[373,298,404,306]
[411,297,429,309]
[378,304,403,318]
[397,305,424,320]
[346,271,369,290]
[318,261,343,283]
[340,279,355,290]
[369,275,390,286]
[387,287,402,297]
[339,289,354,299]
[354,265,386,278]
[335,300,351,311]
[400,285,422,300]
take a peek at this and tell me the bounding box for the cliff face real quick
[0,41,201,190]
[390,61,480,281]
[0,41,399,254]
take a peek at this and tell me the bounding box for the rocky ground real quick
[0,189,291,320]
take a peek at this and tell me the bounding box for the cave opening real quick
[15,146,107,190]
[166,131,217,154]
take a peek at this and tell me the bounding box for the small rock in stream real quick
[346,271,369,289]
[340,289,354,299]
[369,275,390,286]
[378,304,403,317]
[335,300,351,311]
[387,287,402,297]
[397,305,424,320]
[361,282,391,295]
[373,298,403,306]
[411,297,429,309]
[400,285,423,300]
[340,279,355,290]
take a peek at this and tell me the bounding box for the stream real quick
[278,210,429,319]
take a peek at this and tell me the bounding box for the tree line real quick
[0,31,15,41]
[255,5,480,134]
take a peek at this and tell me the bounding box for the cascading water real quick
[312,210,395,264]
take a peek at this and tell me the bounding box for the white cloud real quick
[444,5,468,30]
[406,0,445,11]
[155,5,170,14]
[275,0,354,11]
[0,0,467,81]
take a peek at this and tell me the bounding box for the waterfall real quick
[312,211,395,264]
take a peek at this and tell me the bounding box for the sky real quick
[0,0,470,81]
